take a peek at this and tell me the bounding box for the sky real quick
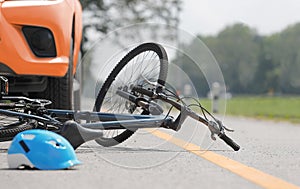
[179,0,300,36]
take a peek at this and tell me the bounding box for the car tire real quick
[39,39,74,110]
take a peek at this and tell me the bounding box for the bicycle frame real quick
[0,106,177,148]
[0,108,174,130]
[49,109,174,130]
[0,76,240,151]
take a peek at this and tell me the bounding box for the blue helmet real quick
[7,129,81,170]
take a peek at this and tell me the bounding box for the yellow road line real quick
[147,129,300,189]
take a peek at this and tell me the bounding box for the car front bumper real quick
[0,0,74,77]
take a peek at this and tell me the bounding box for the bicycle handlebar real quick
[219,133,240,151]
[132,86,241,151]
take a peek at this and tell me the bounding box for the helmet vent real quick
[22,134,36,140]
[47,140,63,147]
[19,140,30,153]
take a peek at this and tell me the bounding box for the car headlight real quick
[22,26,57,57]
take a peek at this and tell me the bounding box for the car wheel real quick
[39,39,74,110]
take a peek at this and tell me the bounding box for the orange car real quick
[0,0,82,109]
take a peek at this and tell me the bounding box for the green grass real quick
[199,96,300,122]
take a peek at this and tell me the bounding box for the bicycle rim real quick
[94,43,168,147]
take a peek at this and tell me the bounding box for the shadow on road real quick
[76,145,232,154]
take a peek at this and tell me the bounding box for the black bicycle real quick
[0,43,240,151]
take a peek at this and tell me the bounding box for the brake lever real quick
[216,120,234,132]
[208,119,235,140]
[207,121,222,141]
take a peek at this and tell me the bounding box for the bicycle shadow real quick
[75,145,226,154]
[1,144,232,155]
[76,145,179,154]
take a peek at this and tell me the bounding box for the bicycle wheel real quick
[94,42,168,147]
[0,116,36,142]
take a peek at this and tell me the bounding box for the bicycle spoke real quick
[94,43,168,146]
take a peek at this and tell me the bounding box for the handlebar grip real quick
[219,134,240,151]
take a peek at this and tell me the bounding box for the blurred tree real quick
[79,0,182,53]
[171,45,210,97]
[203,24,260,94]
[176,23,300,95]
[79,0,300,95]
[78,0,182,98]
[267,23,300,93]
[252,35,280,94]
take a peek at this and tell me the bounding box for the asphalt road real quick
[0,115,300,189]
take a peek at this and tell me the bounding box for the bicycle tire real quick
[0,120,35,142]
[94,42,168,147]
